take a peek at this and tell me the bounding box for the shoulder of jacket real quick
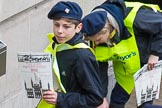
[46,33,54,43]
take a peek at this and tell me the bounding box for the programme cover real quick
[134,60,162,106]
[17,52,54,107]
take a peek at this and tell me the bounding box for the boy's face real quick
[53,18,82,43]
[85,22,111,45]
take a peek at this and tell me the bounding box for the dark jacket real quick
[52,33,103,108]
[126,5,162,64]
[125,0,162,9]
[105,0,162,65]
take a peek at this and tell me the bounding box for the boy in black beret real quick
[38,1,108,108]
[82,0,162,108]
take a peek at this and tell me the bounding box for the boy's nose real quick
[94,41,100,45]
[58,27,63,33]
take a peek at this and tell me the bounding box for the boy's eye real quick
[54,23,59,27]
[96,38,101,42]
[63,25,71,29]
[97,30,107,35]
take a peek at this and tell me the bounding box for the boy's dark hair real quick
[54,17,81,27]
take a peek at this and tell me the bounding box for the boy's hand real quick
[147,54,159,70]
[42,90,58,105]
[97,98,109,108]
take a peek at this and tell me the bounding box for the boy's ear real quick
[76,23,83,33]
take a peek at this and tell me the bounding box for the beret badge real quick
[65,8,70,13]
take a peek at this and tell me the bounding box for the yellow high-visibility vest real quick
[93,2,160,94]
[37,33,94,108]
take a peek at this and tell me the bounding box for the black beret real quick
[82,11,107,36]
[94,3,124,36]
[82,3,124,37]
[48,1,82,21]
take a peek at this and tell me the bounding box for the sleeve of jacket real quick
[134,8,162,56]
[56,49,104,108]
[102,0,126,16]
